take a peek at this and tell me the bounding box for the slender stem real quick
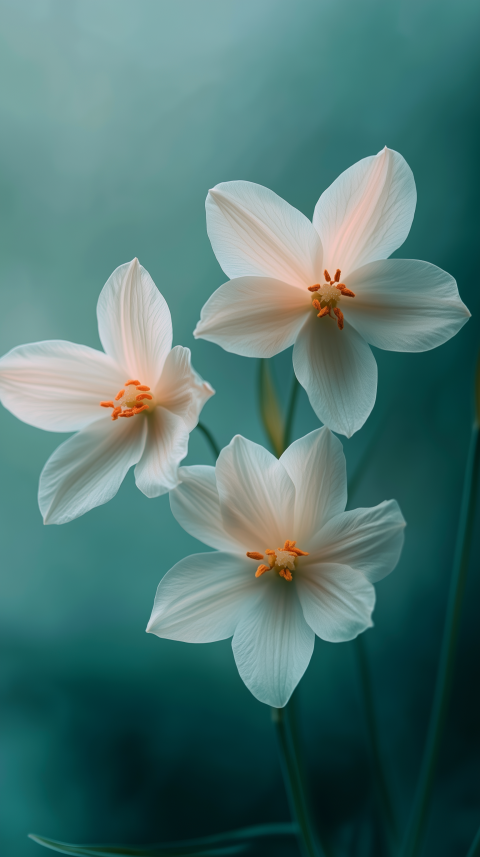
[466,824,480,857]
[196,421,220,460]
[401,424,480,857]
[354,635,398,850]
[283,375,300,450]
[272,704,326,857]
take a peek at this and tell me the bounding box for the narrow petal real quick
[311,501,406,582]
[194,276,311,358]
[147,551,257,642]
[134,407,189,498]
[344,259,471,352]
[97,258,173,384]
[0,340,124,432]
[232,577,315,707]
[206,181,323,288]
[293,315,377,438]
[297,562,375,643]
[280,427,347,541]
[313,147,416,276]
[170,466,244,552]
[155,346,214,431]
[215,435,295,548]
[39,416,147,525]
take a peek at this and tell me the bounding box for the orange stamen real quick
[115,390,125,400]
[136,385,151,391]
[125,379,140,386]
[334,269,341,282]
[333,307,344,330]
[255,565,269,578]
[308,284,321,292]
[317,306,330,318]
[264,549,276,556]
[136,393,153,401]
[100,401,114,408]
[279,569,293,581]
[246,551,264,560]
[119,409,135,418]
[324,269,331,282]
[340,288,355,297]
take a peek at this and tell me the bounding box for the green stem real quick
[401,424,480,857]
[196,421,220,460]
[283,375,300,450]
[272,704,326,857]
[353,635,398,850]
[466,824,480,857]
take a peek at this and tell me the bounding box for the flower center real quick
[308,268,355,331]
[246,540,309,582]
[100,379,155,421]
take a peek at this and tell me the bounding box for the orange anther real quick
[312,299,321,311]
[279,568,293,582]
[119,408,135,417]
[264,549,276,556]
[136,393,153,401]
[247,551,264,560]
[334,269,341,282]
[317,306,330,318]
[125,379,140,386]
[111,407,122,421]
[136,385,151,391]
[333,307,344,330]
[308,284,321,292]
[340,288,355,297]
[255,564,269,578]
[133,404,149,414]
[115,390,125,400]
[324,269,331,282]
[100,401,114,408]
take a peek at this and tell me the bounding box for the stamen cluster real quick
[100,380,153,420]
[246,539,309,582]
[308,269,356,330]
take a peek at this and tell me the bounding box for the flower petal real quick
[311,501,406,582]
[0,340,124,432]
[297,562,375,642]
[215,435,295,548]
[146,551,257,643]
[279,427,347,541]
[194,276,311,358]
[344,259,471,351]
[206,181,323,288]
[313,147,416,276]
[39,416,147,525]
[97,258,173,384]
[134,406,189,498]
[170,466,243,552]
[155,346,214,431]
[232,577,315,707]
[293,315,377,438]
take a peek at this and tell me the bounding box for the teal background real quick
[0,1,479,855]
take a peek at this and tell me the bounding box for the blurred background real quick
[0,1,479,855]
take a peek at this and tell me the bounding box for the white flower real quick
[194,147,470,437]
[147,427,405,708]
[0,259,214,524]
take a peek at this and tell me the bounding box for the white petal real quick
[232,577,315,707]
[97,259,173,384]
[215,435,295,549]
[0,341,124,432]
[311,501,406,582]
[297,562,375,642]
[134,407,189,498]
[279,427,347,542]
[194,276,311,358]
[344,259,471,352]
[313,147,416,276]
[147,551,257,642]
[155,346,214,431]
[170,466,243,552]
[293,315,377,438]
[39,416,147,525]
[206,181,323,288]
